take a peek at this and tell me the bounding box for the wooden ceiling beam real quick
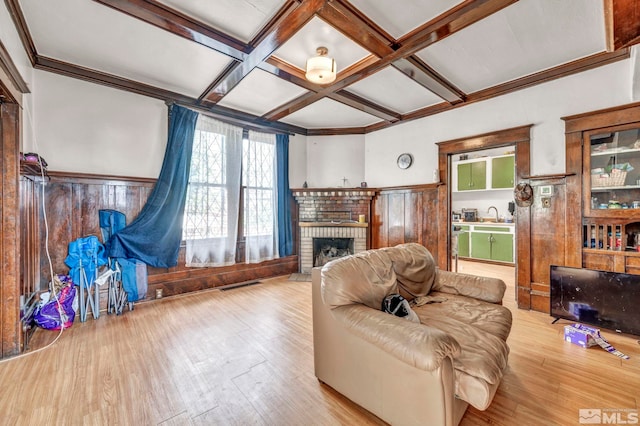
[391,56,464,103]
[202,0,325,103]
[316,0,395,58]
[267,0,517,120]
[320,0,467,104]
[329,91,400,122]
[261,58,400,122]
[33,55,308,135]
[92,0,249,60]
[363,49,630,134]
[84,0,427,124]
[4,0,37,66]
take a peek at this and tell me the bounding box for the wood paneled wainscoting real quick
[524,176,570,313]
[38,171,298,306]
[371,184,440,261]
[1,102,21,358]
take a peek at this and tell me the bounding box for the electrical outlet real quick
[542,197,551,208]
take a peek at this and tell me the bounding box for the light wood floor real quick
[1,261,638,425]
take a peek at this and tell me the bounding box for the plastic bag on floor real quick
[34,275,77,330]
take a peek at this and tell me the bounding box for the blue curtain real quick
[107,104,198,267]
[276,134,293,256]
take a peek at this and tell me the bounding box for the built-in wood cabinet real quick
[564,102,640,273]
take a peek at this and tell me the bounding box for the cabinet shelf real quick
[583,248,640,256]
[591,147,640,157]
[591,184,640,192]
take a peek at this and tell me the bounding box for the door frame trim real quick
[436,124,532,307]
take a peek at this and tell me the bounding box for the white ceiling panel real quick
[281,98,381,129]
[218,69,309,116]
[20,0,232,98]
[156,0,287,43]
[273,16,371,72]
[346,67,443,114]
[349,0,464,39]
[416,0,607,93]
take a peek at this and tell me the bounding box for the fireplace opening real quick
[313,237,354,267]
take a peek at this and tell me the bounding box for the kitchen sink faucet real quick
[488,206,499,222]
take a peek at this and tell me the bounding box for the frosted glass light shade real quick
[305,47,336,84]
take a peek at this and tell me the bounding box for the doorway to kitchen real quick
[436,125,532,305]
[451,145,516,270]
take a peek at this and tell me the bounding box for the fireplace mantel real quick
[300,221,368,228]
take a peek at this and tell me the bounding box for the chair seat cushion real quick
[414,292,512,410]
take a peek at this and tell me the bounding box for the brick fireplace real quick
[293,189,374,273]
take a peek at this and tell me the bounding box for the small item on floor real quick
[564,324,598,348]
[564,323,630,359]
[381,293,419,323]
[34,275,77,330]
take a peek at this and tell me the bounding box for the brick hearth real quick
[293,189,375,273]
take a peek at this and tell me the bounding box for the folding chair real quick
[99,209,128,315]
[64,236,107,322]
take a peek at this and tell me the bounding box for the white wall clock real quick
[397,153,413,169]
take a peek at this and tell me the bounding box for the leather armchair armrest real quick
[433,270,506,304]
[330,304,461,371]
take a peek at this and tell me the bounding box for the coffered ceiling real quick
[5,0,636,135]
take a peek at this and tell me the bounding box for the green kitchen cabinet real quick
[470,232,492,260]
[491,233,513,262]
[455,227,470,257]
[470,227,514,263]
[457,161,486,191]
[491,155,515,189]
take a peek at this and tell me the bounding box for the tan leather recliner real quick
[312,243,512,426]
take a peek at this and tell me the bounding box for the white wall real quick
[288,133,307,188]
[364,58,634,187]
[305,134,365,188]
[32,70,167,178]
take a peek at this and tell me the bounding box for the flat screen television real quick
[550,265,640,336]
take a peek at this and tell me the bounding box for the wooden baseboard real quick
[147,256,299,299]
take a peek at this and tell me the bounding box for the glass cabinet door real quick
[586,126,640,216]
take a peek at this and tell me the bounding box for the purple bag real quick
[34,280,77,330]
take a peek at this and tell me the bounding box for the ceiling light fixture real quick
[305,46,336,84]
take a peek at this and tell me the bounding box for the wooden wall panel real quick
[1,102,21,357]
[421,190,440,257]
[387,192,406,246]
[583,252,616,271]
[19,174,40,349]
[526,178,567,313]
[371,185,439,259]
[371,193,388,248]
[37,172,297,303]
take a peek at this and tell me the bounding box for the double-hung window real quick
[243,131,278,263]
[183,115,277,266]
